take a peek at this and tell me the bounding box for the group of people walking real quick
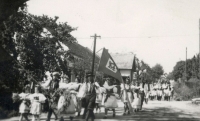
[149,84,174,101]
[15,72,152,121]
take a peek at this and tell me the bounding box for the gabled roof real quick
[97,50,134,69]
[111,53,134,69]
[63,41,100,62]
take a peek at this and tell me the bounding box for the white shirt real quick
[87,82,91,92]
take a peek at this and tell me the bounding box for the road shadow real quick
[66,106,200,121]
[5,103,200,121]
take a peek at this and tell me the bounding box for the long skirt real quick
[131,97,141,109]
[95,93,103,104]
[104,95,118,109]
[71,94,82,113]
[57,96,76,118]
[121,91,133,103]
[19,101,30,113]
[30,101,41,115]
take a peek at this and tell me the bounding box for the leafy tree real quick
[0,6,77,114]
[151,64,164,80]
[171,55,200,81]
[0,0,28,25]
[166,72,173,80]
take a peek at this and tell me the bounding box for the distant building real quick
[63,41,100,82]
[111,52,135,80]
[64,41,100,62]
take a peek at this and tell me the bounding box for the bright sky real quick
[27,0,200,73]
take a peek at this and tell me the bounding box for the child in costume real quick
[30,86,46,121]
[131,88,141,112]
[18,83,31,121]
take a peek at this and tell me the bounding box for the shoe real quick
[59,117,64,121]
[69,116,73,121]
[123,113,126,115]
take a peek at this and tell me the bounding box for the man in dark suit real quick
[82,72,96,121]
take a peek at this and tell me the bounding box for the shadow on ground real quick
[53,106,200,121]
[4,102,200,121]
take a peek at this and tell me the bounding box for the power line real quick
[76,34,198,39]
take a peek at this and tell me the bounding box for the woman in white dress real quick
[57,90,76,121]
[30,86,46,121]
[103,78,119,119]
[120,78,133,115]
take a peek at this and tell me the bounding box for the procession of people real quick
[13,69,173,121]
[149,83,174,101]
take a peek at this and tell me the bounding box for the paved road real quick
[3,100,200,121]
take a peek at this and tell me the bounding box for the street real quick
[3,100,200,121]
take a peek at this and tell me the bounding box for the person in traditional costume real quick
[144,90,149,104]
[18,84,31,121]
[69,75,82,117]
[120,77,133,115]
[158,88,163,101]
[30,86,46,121]
[94,80,102,113]
[45,89,59,121]
[61,74,69,83]
[139,88,145,110]
[82,72,96,121]
[168,87,172,101]
[131,87,141,112]
[57,89,76,121]
[50,72,60,91]
[152,88,157,100]
[102,77,119,119]
[163,86,168,101]
[46,72,61,121]
[170,86,174,100]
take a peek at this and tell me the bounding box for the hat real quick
[53,72,60,77]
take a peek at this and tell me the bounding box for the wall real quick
[120,69,131,77]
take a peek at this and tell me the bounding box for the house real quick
[62,41,100,82]
[110,53,135,80]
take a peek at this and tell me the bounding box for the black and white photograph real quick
[0,0,200,121]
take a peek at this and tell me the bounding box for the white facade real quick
[120,69,131,77]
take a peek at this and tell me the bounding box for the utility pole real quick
[199,19,200,77]
[90,34,101,82]
[185,47,187,81]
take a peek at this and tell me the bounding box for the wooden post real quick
[90,34,101,82]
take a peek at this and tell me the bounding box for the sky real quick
[27,0,200,73]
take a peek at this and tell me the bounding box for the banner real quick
[98,48,122,82]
